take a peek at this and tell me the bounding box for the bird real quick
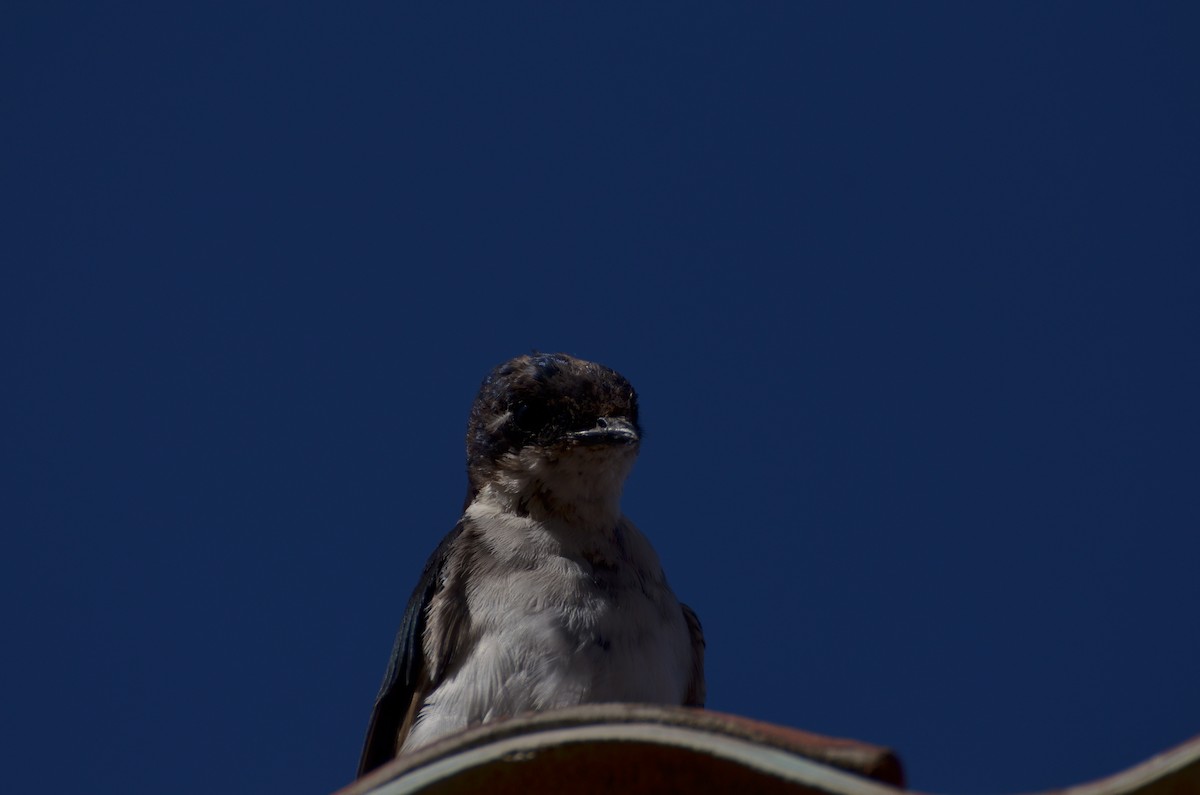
[357,352,705,777]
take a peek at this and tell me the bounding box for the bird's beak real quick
[568,417,640,446]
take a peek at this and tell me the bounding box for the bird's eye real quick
[513,402,548,431]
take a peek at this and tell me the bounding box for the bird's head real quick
[464,352,642,520]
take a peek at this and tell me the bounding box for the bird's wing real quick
[357,522,467,777]
[681,602,706,707]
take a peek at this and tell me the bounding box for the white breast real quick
[402,498,692,752]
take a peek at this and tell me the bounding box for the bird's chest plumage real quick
[402,513,691,751]
[469,554,685,700]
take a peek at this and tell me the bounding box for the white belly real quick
[402,560,691,751]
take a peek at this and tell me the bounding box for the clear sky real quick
[4,4,1198,794]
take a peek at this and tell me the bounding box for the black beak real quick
[568,417,640,446]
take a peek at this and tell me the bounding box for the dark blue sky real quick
[4,4,1198,794]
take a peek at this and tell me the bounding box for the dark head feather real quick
[464,352,640,498]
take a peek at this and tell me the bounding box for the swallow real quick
[357,352,704,776]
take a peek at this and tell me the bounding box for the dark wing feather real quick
[681,602,706,707]
[356,523,464,777]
